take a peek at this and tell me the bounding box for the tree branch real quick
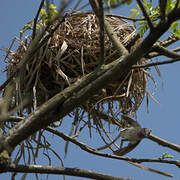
[159,0,167,22]
[32,0,45,39]
[147,134,180,153]
[106,14,145,22]
[1,163,130,180]
[45,127,180,168]
[132,57,180,69]
[147,44,180,58]
[160,35,179,47]
[104,19,129,56]
[136,0,154,29]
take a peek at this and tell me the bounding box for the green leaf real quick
[172,29,180,39]
[49,4,56,9]
[131,9,138,12]
[160,152,174,160]
[171,22,179,31]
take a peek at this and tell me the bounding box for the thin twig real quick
[45,127,180,168]
[160,35,179,47]
[136,0,154,29]
[147,134,180,153]
[106,14,145,22]
[175,0,180,9]
[32,0,45,39]
[147,44,180,58]
[132,57,180,69]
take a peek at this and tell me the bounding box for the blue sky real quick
[0,0,180,180]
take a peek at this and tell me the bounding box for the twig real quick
[45,127,180,168]
[127,161,173,177]
[147,134,180,153]
[160,35,179,47]
[147,44,180,58]
[106,14,145,22]
[2,163,130,180]
[32,0,45,39]
[175,0,180,9]
[136,0,154,29]
[132,57,180,69]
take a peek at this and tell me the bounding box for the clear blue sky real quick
[0,1,180,180]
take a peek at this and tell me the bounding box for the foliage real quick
[160,152,174,160]
[20,4,57,37]
[130,0,180,37]
[104,0,132,8]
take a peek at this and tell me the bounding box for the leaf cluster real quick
[159,152,174,160]
[20,4,57,37]
[104,0,132,8]
[130,0,180,37]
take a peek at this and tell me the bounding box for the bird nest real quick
[5,11,148,126]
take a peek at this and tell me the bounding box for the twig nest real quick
[5,11,148,121]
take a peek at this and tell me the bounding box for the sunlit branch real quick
[2,164,129,180]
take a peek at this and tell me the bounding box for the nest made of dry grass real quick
[0,10,157,166]
[4,11,150,127]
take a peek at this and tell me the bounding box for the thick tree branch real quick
[159,0,167,22]
[1,164,129,180]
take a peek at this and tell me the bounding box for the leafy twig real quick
[136,0,154,29]
[32,0,45,39]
